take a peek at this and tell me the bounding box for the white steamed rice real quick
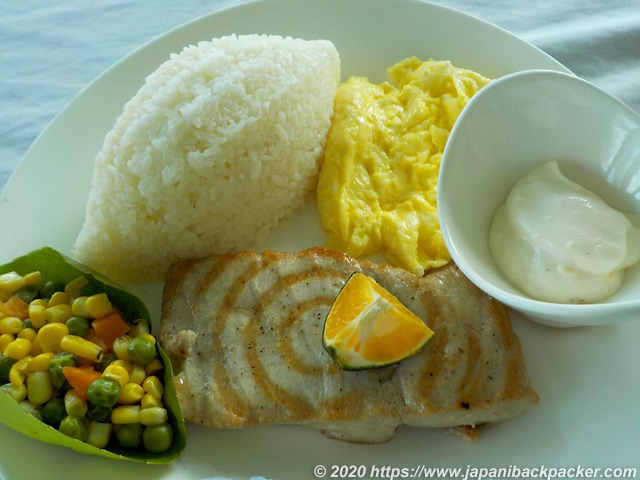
[73,34,340,282]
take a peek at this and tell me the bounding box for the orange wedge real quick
[322,272,435,370]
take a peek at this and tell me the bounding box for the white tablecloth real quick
[1,0,639,194]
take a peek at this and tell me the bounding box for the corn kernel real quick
[36,323,69,353]
[0,317,23,335]
[0,333,14,353]
[27,371,53,405]
[102,363,129,389]
[29,336,43,356]
[29,298,47,307]
[4,338,32,360]
[0,290,12,302]
[86,420,112,449]
[45,304,73,323]
[141,393,163,409]
[23,271,42,286]
[144,358,163,377]
[129,364,146,385]
[28,352,55,372]
[139,407,168,426]
[111,405,140,424]
[0,383,27,402]
[17,327,37,344]
[110,358,133,373]
[129,319,150,338]
[60,335,104,362]
[65,276,88,300]
[0,272,25,294]
[19,400,41,419]
[138,333,156,346]
[48,291,70,307]
[65,389,88,417]
[71,296,89,318]
[28,303,47,329]
[112,335,132,362]
[9,356,33,385]
[118,383,144,405]
[85,293,113,319]
[142,376,163,398]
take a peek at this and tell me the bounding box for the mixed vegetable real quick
[0,248,184,462]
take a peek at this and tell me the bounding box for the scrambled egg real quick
[317,58,492,276]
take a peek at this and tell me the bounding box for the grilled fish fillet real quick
[160,247,538,443]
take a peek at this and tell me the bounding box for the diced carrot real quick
[85,327,108,353]
[0,295,29,320]
[77,356,95,367]
[62,365,102,399]
[91,310,131,349]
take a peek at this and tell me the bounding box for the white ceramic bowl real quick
[438,69,640,327]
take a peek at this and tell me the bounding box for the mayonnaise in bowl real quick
[489,161,640,304]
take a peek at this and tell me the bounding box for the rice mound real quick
[73,34,341,282]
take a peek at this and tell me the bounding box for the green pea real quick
[40,280,65,299]
[14,284,39,304]
[59,415,88,441]
[127,336,156,366]
[86,378,120,408]
[48,352,79,389]
[87,404,112,423]
[65,316,91,337]
[0,355,18,384]
[115,423,143,448]
[143,423,173,453]
[41,397,66,428]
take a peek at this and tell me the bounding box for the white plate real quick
[1,0,638,479]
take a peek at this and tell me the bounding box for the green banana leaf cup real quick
[0,247,186,463]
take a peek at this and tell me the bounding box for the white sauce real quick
[489,161,640,303]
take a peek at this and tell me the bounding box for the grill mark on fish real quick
[161,247,539,443]
[322,390,367,421]
[252,267,325,413]
[253,260,343,380]
[208,255,258,425]
[417,321,448,414]
[211,256,337,420]
[278,297,333,376]
[458,327,485,407]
